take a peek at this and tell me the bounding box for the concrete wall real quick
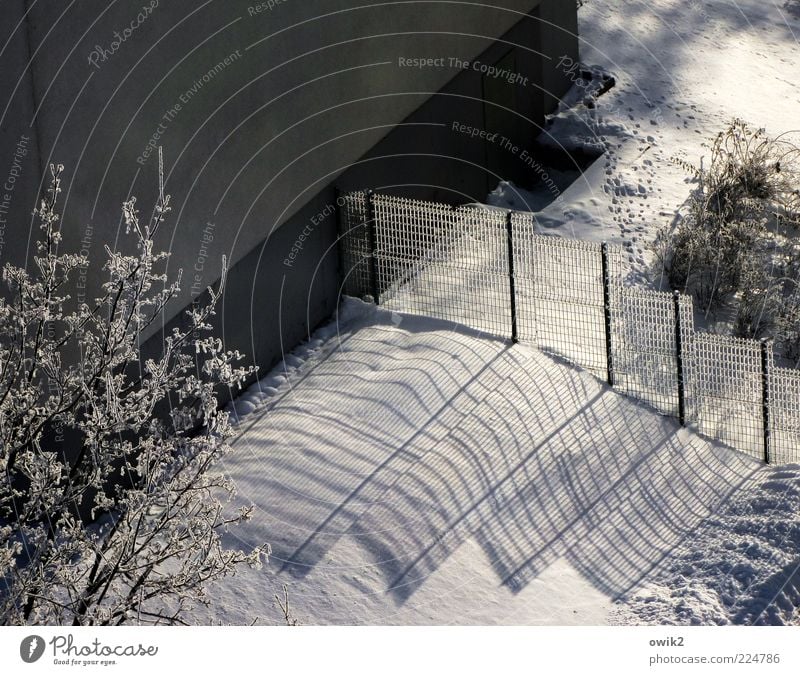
[1,0,578,393]
[0,1,43,269]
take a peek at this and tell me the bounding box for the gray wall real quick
[1,0,578,392]
[0,0,43,269]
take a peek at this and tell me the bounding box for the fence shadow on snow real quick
[338,190,800,466]
[218,310,760,609]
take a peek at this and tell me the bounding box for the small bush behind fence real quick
[337,190,800,464]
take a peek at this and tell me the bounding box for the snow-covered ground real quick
[616,462,800,625]
[489,0,800,285]
[193,0,800,626]
[190,300,800,625]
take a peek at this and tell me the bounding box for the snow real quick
[190,300,797,625]
[616,464,800,625]
[196,0,800,626]
[488,0,800,284]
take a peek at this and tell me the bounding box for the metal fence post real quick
[601,242,615,386]
[761,338,772,465]
[365,189,380,306]
[506,211,518,344]
[673,290,686,426]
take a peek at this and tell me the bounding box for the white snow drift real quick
[195,301,799,625]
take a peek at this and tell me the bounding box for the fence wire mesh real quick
[511,212,621,379]
[337,191,370,300]
[373,197,511,337]
[338,190,800,464]
[771,366,800,465]
[610,289,695,417]
[689,334,765,460]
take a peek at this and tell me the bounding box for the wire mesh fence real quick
[771,366,800,465]
[512,212,623,380]
[337,190,371,300]
[610,288,693,418]
[338,190,800,464]
[689,334,766,460]
[373,196,511,337]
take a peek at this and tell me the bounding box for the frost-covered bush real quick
[703,119,799,226]
[656,120,800,357]
[732,255,782,339]
[0,165,267,625]
[662,214,762,311]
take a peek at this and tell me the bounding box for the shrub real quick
[655,120,800,357]
[732,256,782,339]
[0,164,267,625]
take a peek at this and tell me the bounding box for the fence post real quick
[761,338,772,465]
[673,290,686,426]
[365,189,380,306]
[506,211,518,344]
[601,242,615,386]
